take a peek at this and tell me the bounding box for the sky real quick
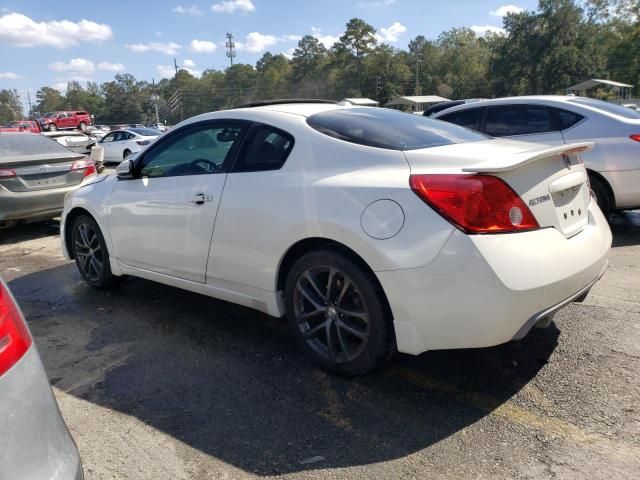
[0,0,539,113]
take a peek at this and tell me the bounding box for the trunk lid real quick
[0,133,87,192]
[0,155,87,192]
[404,139,594,238]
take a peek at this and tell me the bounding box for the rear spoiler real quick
[462,142,594,173]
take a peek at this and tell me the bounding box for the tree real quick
[0,89,22,123]
[337,18,377,92]
[34,87,64,116]
[255,53,292,99]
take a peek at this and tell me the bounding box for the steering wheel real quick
[190,159,220,173]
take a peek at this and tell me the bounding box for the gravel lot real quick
[1,208,639,480]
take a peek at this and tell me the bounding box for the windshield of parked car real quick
[568,98,640,120]
[307,107,487,150]
[130,128,160,136]
[43,112,57,118]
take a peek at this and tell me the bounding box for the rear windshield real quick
[0,133,72,160]
[130,128,160,136]
[307,108,487,150]
[568,98,640,120]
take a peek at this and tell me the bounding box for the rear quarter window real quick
[555,108,584,130]
[307,107,486,150]
[439,108,483,130]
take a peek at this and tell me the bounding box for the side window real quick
[140,124,243,178]
[555,108,584,130]
[485,105,555,137]
[439,108,482,130]
[233,126,294,172]
[101,133,116,143]
[125,132,135,140]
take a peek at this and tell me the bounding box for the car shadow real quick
[9,263,560,475]
[0,219,61,245]
[609,210,640,248]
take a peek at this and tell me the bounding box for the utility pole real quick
[26,90,33,117]
[225,33,236,67]
[375,76,382,98]
[415,54,423,95]
[152,78,160,124]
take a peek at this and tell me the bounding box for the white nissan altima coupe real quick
[61,101,611,375]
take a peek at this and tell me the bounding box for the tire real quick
[284,249,394,376]
[71,215,118,288]
[589,174,612,217]
[0,220,18,230]
[123,150,131,159]
[48,123,57,131]
[79,121,87,132]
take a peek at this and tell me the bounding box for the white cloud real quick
[156,65,176,79]
[358,0,396,6]
[97,61,125,72]
[238,32,277,53]
[282,47,296,59]
[49,58,96,76]
[0,71,21,79]
[126,42,182,55]
[311,26,340,49]
[490,4,524,17]
[53,82,68,93]
[376,21,406,43]
[188,39,217,53]
[172,5,203,15]
[470,25,506,35]
[0,12,112,48]
[183,59,196,67]
[212,0,255,13]
[281,34,302,42]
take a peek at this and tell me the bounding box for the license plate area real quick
[551,184,589,237]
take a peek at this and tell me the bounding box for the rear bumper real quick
[0,179,93,222]
[0,347,83,480]
[378,200,612,355]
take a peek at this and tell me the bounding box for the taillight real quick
[0,169,16,178]
[410,174,540,234]
[136,140,150,146]
[71,158,96,177]
[0,281,32,376]
[630,134,640,143]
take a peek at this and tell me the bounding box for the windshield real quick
[568,98,640,120]
[130,128,161,136]
[4,122,21,127]
[44,112,57,117]
[307,107,487,150]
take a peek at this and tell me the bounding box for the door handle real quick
[189,193,212,205]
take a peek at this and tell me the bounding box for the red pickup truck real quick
[0,120,42,133]
[39,111,92,132]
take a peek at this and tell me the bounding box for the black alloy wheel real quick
[285,250,394,375]
[72,215,118,288]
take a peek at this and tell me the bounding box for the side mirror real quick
[116,159,135,180]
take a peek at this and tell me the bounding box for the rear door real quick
[483,105,565,145]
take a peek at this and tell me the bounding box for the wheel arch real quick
[63,207,94,259]
[587,169,616,208]
[275,237,394,320]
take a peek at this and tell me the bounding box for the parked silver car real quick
[0,132,97,229]
[0,277,83,479]
[434,95,640,214]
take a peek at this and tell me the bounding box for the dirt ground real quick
[1,211,639,480]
